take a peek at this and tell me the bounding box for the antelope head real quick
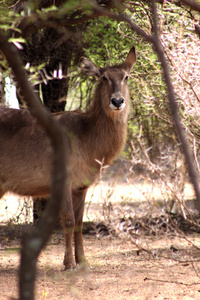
[80,47,136,116]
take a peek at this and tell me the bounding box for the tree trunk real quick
[24,28,82,223]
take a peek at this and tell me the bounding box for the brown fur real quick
[0,47,136,269]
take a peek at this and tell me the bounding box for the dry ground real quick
[1,224,200,299]
[1,169,200,300]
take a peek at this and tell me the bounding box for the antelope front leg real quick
[62,220,75,270]
[61,189,76,270]
[73,188,89,268]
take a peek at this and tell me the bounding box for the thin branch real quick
[0,31,70,300]
[150,0,200,211]
[180,0,200,12]
[89,2,154,43]
[145,277,200,287]
[18,11,101,37]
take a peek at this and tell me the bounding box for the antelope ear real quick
[123,46,136,73]
[79,57,100,78]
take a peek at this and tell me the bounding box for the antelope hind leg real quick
[73,188,89,268]
[61,188,76,270]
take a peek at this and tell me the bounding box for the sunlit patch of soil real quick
[1,232,200,299]
[0,167,199,299]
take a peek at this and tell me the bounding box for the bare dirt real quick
[1,222,200,300]
[1,166,200,300]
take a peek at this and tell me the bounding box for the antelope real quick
[0,46,136,269]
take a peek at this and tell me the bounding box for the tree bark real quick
[0,30,70,300]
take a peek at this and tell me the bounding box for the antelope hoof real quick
[63,262,76,271]
[63,255,76,271]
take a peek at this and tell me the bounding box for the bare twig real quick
[163,47,200,103]
[150,0,200,212]
[145,277,200,286]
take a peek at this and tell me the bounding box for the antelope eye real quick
[125,75,129,81]
[102,75,107,81]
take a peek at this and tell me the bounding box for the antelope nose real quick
[111,98,124,109]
